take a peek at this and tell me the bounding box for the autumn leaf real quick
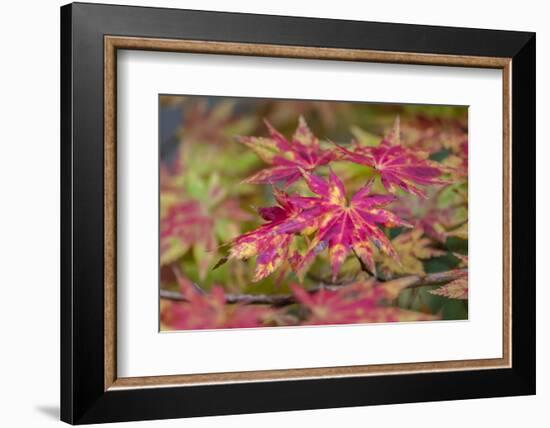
[160,174,252,279]
[223,188,301,282]
[277,170,412,281]
[160,200,216,270]
[443,141,468,179]
[336,117,447,197]
[377,229,446,277]
[429,276,468,299]
[291,284,378,325]
[447,222,468,240]
[291,281,437,325]
[161,274,272,330]
[239,116,336,186]
[389,187,467,243]
[429,257,468,300]
[400,114,468,156]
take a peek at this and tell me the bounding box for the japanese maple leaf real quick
[336,117,447,197]
[160,173,252,279]
[443,140,468,179]
[161,274,272,330]
[277,170,412,281]
[224,188,301,282]
[291,280,437,325]
[389,188,467,243]
[376,229,446,277]
[291,284,380,325]
[429,256,468,300]
[429,275,468,300]
[401,115,468,155]
[160,200,216,270]
[239,116,336,186]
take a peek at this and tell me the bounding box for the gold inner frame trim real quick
[104,35,512,391]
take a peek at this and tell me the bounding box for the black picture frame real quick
[61,2,535,424]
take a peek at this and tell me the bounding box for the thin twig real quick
[160,269,467,306]
[351,248,379,279]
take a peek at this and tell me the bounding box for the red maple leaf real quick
[239,116,336,186]
[161,274,272,330]
[160,200,216,267]
[224,188,301,282]
[276,170,412,281]
[291,284,380,325]
[160,173,253,278]
[336,117,447,197]
[291,280,437,325]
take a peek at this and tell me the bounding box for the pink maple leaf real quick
[336,117,447,197]
[160,174,252,277]
[224,188,302,282]
[291,280,437,325]
[161,274,272,330]
[291,284,380,325]
[160,200,216,269]
[276,170,412,281]
[239,116,336,186]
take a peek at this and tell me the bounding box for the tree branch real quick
[160,268,467,306]
[160,289,297,306]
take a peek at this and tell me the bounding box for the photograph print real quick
[159,95,469,331]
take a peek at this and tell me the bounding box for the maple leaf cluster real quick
[225,116,449,283]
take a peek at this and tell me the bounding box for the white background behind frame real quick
[117,49,503,378]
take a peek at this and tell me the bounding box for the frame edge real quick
[510,32,536,394]
[60,2,74,425]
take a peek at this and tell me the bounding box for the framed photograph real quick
[60,2,535,424]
